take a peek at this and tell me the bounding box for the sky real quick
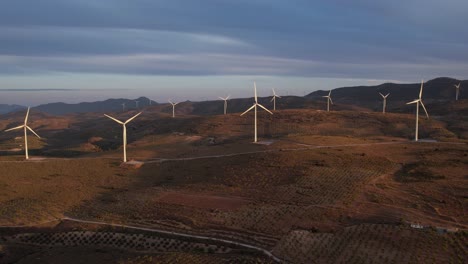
[1,0,467,106]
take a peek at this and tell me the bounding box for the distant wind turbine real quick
[104,112,142,162]
[379,93,390,114]
[271,89,281,111]
[121,102,126,112]
[241,82,273,143]
[168,100,179,118]
[4,107,41,160]
[323,90,333,112]
[134,100,139,109]
[454,83,461,101]
[218,95,230,115]
[406,80,429,141]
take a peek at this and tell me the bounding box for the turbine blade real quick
[125,111,142,124]
[4,125,25,132]
[277,95,282,98]
[104,114,124,124]
[258,103,273,115]
[419,80,423,99]
[218,97,225,100]
[240,104,255,116]
[328,90,332,96]
[385,93,390,98]
[420,101,429,118]
[24,107,30,124]
[226,95,230,100]
[329,97,334,105]
[272,88,276,95]
[406,99,419,105]
[168,100,173,104]
[270,97,275,102]
[379,92,384,98]
[27,126,41,138]
[254,82,258,103]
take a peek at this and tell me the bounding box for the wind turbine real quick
[218,95,230,115]
[148,98,152,106]
[4,107,41,160]
[121,102,126,112]
[104,112,142,162]
[168,100,179,118]
[323,90,333,112]
[406,80,429,141]
[240,82,273,143]
[379,93,390,114]
[454,83,461,101]
[271,89,281,111]
[134,100,139,109]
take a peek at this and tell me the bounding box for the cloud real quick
[0,0,467,81]
[2,52,467,80]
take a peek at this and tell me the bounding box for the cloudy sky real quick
[1,0,467,105]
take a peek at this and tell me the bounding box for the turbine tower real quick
[271,89,281,111]
[406,80,429,141]
[4,107,41,160]
[240,82,273,143]
[323,90,333,112]
[134,100,139,109]
[218,95,230,115]
[379,93,390,114]
[168,100,179,118]
[104,112,142,162]
[454,83,461,101]
[121,102,126,112]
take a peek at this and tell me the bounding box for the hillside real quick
[306,77,467,112]
[33,96,156,115]
[0,104,26,114]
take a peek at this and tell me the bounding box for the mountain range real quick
[0,77,465,116]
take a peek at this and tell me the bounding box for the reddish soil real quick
[157,192,248,211]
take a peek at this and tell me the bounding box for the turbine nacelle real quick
[219,95,230,101]
[379,92,390,99]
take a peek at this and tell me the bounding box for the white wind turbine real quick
[454,83,461,101]
[168,100,179,118]
[104,112,142,162]
[323,90,333,112]
[241,82,273,143]
[218,95,230,115]
[406,80,429,141]
[121,102,126,112]
[4,107,41,160]
[379,92,390,114]
[134,100,139,109]
[271,88,281,111]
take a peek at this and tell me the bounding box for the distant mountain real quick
[0,104,26,114]
[306,77,467,112]
[26,77,467,116]
[34,97,156,115]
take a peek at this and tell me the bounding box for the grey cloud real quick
[0,0,467,79]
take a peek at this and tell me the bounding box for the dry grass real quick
[0,109,467,263]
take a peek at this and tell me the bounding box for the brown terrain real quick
[0,106,467,263]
